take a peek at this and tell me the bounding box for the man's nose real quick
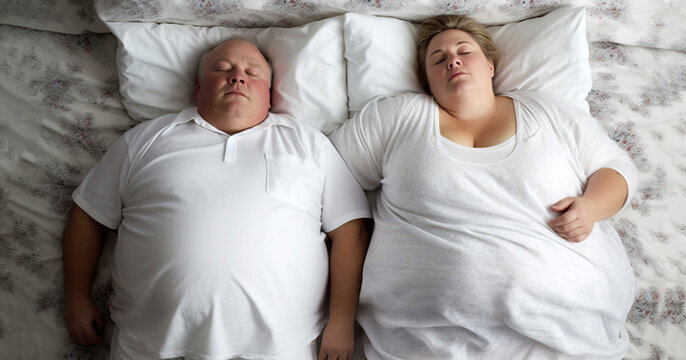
[229,72,245,84]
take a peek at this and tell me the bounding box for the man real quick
[63,38,371,360]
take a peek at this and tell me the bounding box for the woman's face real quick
[425,29,494,105]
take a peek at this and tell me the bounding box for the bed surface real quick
[1,0,685,359]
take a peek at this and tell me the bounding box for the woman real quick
[330,15,636,360]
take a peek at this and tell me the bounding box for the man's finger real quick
[74,330,87,346]
[82,325,102,345]
[94,314,104,336]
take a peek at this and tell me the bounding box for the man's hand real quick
[65,295,104,346]
[318,320,354,360]
[548,196,596,243]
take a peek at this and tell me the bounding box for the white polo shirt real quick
[73,107,371,359]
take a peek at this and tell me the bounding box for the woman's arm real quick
[534,93,637,242]
[548,167,630,243]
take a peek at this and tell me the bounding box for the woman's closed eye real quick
[432,56,446,65]
[432,52,471,65]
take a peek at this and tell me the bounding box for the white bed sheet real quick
[0,1,685,359]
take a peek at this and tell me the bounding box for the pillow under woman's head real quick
[344,6,592,114]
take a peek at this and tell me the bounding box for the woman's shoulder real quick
[363,91,432,109]
[497,91,569,139]
[501,91,589,118]
[502,91,600,144]
[335,91,434,145]
[359,91,434,122]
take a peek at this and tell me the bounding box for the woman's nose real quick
[448,58,462,68]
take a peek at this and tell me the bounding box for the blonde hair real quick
[416,15,498,94]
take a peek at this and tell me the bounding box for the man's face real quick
[195,40,271,125]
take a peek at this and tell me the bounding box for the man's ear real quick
[194,77,200,101]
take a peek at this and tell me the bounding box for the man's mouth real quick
[225,89,246,97]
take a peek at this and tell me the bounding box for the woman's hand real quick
[549,169,630,243]
[548,196,597,243]
[318,320,354,360]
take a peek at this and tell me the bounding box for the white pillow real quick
[109,16,347,134]
[344,6,592,113]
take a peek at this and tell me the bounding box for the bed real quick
[0,0,684,359]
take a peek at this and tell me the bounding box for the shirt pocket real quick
[264,153,322,216]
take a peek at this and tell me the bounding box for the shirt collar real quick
[171,106,294,135]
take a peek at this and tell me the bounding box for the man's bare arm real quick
[62,203,106,346]
[319,218,370,360]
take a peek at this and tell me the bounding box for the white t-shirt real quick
[73,107,371,360]
[330,92,637,360]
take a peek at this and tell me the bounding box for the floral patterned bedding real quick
[0,1,684,359]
